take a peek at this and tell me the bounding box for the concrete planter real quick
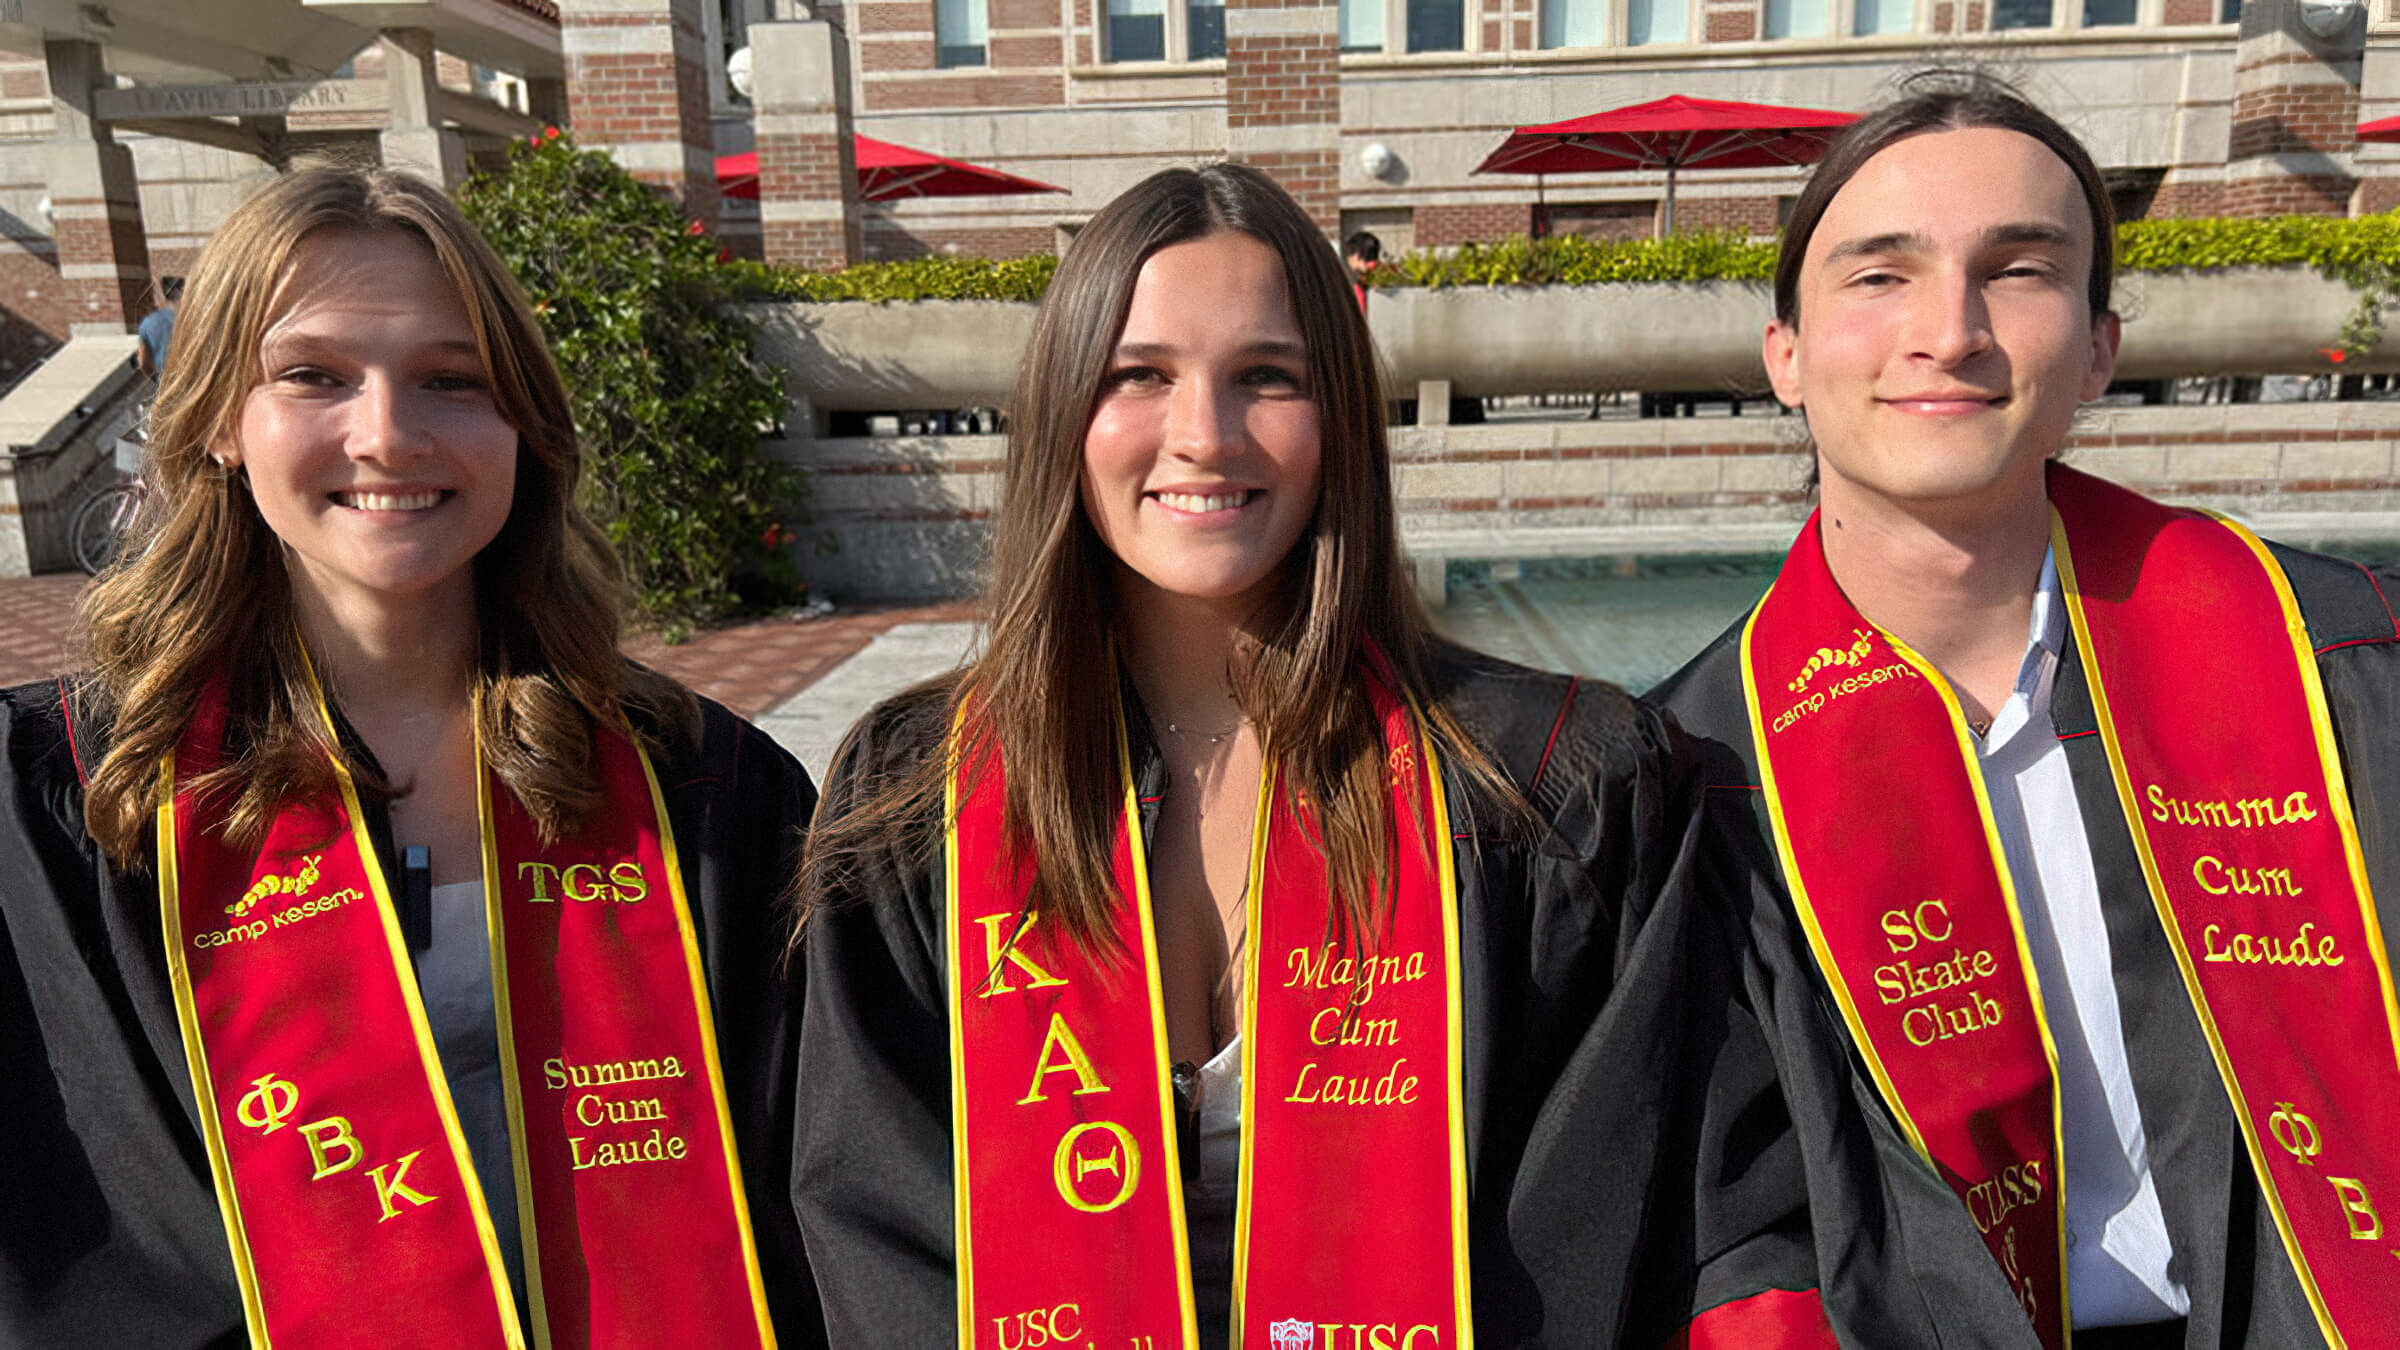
[751,266,2393,413]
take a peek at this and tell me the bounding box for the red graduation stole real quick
[1743,464,2400,1348]
[945,658,1472,1350]
[1741,509,2070,1350]
[158,671,776,1349]
[2050,466,2400,1347]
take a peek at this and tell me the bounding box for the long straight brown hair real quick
[800,162,1497,954]
[77,162,692,868]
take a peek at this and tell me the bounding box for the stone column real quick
[2152,53,2233,218]
[560,0,720,228]
[750,17,860,269]
[379,28,468,187]
[2225,0,2364,216]
[41,38,151,336]
[1225,0,1339,233]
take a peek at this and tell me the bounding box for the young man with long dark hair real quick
[1655,72,2400,1349]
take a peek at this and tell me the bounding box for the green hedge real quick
[735,253,1060,302]
[753,214,2400,299]
[461,130,801,631]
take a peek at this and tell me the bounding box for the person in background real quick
[1346,229,1483,426]
[1653,71,2400,1349]
[0,164,824,1348]
[1342,228,1381,313]
[135,274,182,380]
[791,161,1839,1347]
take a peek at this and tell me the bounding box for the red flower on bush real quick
[2321,347,2349,364]
[543,125,562,141]
[687,219,706,236]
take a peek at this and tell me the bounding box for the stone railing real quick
[0,335,145,577]
[758,267,2400,603]
[787,401,2400,604]
[749,265,2400,415]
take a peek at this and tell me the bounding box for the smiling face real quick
[1765,125,2120,515]
[1080,230,1324,618]
[223,227,518,618]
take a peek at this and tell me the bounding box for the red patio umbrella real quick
[2359,113,2400,142]
[716,135,1066,202]
[1474,95,1857,236]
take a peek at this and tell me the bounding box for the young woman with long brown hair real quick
[0,165,821,1347]
[791,163,1834,1347]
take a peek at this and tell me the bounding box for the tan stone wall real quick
[790,403,2400,600]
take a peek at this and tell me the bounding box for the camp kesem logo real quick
[1788,627,1877,693]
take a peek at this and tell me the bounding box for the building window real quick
[1541,0,1610,45]
[1190,0,1227,57]
[1343,0,1476,51]
[1765,0,1832,36]
[938,0,989,67]
[1108,0,1168,59]
[1627,0,1688,42]
[1538,0,1692,45]
[2220,0,2242,18]
[1103,0,1226,61]
[1991,0,2141,27]
[1408,0,1467,48]
[1341,0,1384,48]
[1850,0,1913,32]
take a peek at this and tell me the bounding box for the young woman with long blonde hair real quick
[0,165,821,1348]
[792,163,1833,1347]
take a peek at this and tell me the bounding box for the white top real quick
[1971,551,2189,1327]
[1184,1037,1243,1334]
[420,880,525,1302]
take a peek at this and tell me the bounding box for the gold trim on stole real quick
[1738,584,2074,1341]
[1418,717,1477,1350]
[2051,507,2400,1348]
[158,751,274,1349]
[942,702,1201,1347]
[944,702,976,1347]
[159,654,526,1347]
[1229,757,1279,1347]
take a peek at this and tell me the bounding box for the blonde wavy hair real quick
[77,162,691,867]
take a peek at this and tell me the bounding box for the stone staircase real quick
[0,335,146,576]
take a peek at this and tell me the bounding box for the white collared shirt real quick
[1971,550,2190,1327]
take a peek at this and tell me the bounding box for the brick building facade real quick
[702,0,2400,262]
[1,0,2397,381]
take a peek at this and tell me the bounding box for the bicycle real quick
[69,472,145,575]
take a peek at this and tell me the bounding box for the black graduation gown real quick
[791,642,1827,1348]
[0,676,829,1349]
[1650,542,2400,1349]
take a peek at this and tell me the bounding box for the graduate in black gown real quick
[789,162,1835,1347]
[0,165,822,1348]
[1651,74,2400,1349]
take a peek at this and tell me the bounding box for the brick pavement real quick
[0,573,973,716]
[0,575,90,692]
[621,601,977,717]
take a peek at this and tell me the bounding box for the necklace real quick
[1163,717,1247,746]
